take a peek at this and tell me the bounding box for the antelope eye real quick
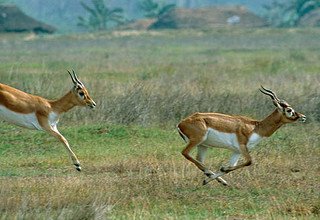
[287,109,292,113]
[79,91,85,97]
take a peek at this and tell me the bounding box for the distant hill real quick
[150,6,267,29]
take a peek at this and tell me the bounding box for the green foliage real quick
[0,0,13,5]
[264,0,320,27]
[139,0,176,18]
[77,0,124,31]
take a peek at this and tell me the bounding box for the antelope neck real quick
[49,91,78,114]
[254,109,284,137]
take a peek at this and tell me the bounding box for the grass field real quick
[0,28,319,219]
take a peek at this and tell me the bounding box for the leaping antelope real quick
[0,70,96,171]
[177,86,306,186]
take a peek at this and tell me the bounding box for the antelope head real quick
[260,85,306,123]
[68,70,96,109]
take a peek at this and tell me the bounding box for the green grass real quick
[0,29,319,219]
[0,123,319,219]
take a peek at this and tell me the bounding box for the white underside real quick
[202,128,240,151]
[0,105,59,131]
[183,127,263,153]
[0,105,43,130]
[247,132,263,150]
[179,127,264,169]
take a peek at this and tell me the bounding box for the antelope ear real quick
[273,100,283,111]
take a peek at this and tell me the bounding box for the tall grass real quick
[1,29,320,126]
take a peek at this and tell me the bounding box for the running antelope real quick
[177,86,306,186]
[0,70,96,171]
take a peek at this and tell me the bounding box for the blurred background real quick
[1,0,320,33]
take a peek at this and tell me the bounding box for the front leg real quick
[38,115,81,171]
[220,144,252,173]
[49,127,82,171]
[203,152,242,186]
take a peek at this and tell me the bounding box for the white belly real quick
[201,128,240,151]
[0,105,43,130]
[201,128,263,152]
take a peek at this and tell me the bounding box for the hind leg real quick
[196,145,208,162]
[197,145,229,186]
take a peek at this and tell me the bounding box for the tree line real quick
[77,0,320,30]
[1,0,320,31]
[77,0,176,31]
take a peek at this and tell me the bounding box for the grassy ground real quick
[0,29,319,219]
[0,123,319,219]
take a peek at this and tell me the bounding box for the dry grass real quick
[1,29,320,126]
[0,123,318,219]
[0,131,319,219]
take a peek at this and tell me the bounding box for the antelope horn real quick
[72,70,83,85]
[68,70,83,86]
[68,70,77,84]
[259,85,280,101]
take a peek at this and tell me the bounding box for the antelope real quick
[0,70,96,171]
[177,86,306,186]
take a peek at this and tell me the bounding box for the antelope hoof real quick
[217,178,229,186]
[203,179,209,185]
[203,172,228,186]
[204,170,215,178]
[220,166,229,173]
[74,164,82,172]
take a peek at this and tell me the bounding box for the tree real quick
[139,0,176,19]
[264,0,320,27]
[78,0,124,31]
